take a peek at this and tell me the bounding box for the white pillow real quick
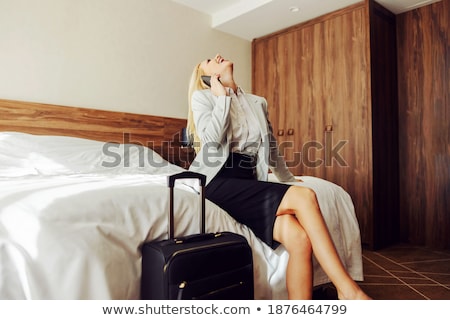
[0,132,182,177]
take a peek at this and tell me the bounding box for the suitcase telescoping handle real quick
[167,172,207,239]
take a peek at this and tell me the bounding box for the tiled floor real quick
[359,243,450,299]
[312,243,450,300]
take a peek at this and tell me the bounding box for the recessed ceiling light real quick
[289,6,300,13]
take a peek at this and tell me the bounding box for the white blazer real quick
[188,89,295,185]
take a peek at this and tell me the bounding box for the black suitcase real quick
[141,171,254,300]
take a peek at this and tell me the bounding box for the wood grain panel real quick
[253,2,374,246]
[0,99,191,166]
[0,99,185,145]
[397,0,450,249]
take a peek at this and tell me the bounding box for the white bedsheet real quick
[0,132,363,299]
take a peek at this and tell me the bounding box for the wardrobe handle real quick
[277,129,284,136]
[287,129,294,135]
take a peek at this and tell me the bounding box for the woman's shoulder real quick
[192,89,214,102]
[193,89,211,97]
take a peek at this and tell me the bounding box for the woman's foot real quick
[337,284,372,300]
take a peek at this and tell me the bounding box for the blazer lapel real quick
[245,95,269,137]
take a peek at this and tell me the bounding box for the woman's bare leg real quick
[276,185,371,300]
[273,214,313,299]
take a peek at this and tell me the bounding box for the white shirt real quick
[190,89,295,184]
[228,87,261,155]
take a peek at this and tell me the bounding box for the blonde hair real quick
[187,63,209,154]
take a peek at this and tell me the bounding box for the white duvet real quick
[0,132,363,299]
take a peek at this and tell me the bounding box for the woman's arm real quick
[191,90,232,146]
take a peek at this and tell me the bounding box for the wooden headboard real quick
[0,98,194,167]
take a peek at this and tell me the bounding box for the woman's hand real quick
[210,74,227,97]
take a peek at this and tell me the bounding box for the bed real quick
[0,99,364,300]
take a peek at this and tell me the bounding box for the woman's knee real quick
[294,186,317,203]
[279,186,319,213]
[274,215,312,254]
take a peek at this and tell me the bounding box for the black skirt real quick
[205,153,291,249]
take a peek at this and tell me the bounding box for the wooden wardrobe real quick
[252,0,399,249]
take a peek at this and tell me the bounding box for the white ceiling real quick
[171,0,441,40]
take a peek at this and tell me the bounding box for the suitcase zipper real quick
[176,280,246,300]
[195,281,245,299]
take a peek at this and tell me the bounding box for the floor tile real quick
[362,257,393,277]
[422,273,450,285]
[362,275,402,284]
[375,246,450,264]
[409,285,450,300]
[403,260,450,274]
[358,284,426,300]
[363,251,410,272]
[396,276,436,285]
[360,244,450,300]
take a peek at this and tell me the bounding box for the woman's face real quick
[200,54,233,76]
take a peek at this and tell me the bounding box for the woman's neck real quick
[220,76,237,92]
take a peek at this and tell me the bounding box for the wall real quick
[0,0,251,119]
[397,0,450,249]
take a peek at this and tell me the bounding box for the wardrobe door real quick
[253,32,300,173]
[294,24,328,179]
[275,32,300,172]
[253,4,374,247]
[320,8,373,231]
[252,36,280,137]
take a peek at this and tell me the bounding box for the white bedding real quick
[0,132,363,299]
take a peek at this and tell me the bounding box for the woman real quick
[187,54,370,300]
